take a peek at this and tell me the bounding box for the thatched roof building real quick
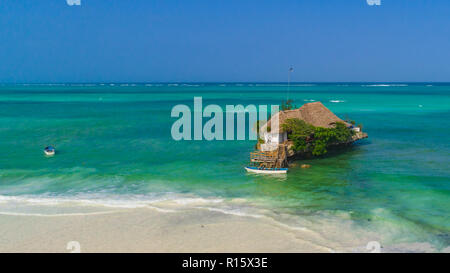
[260,102,350,134]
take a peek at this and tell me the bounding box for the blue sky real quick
[0,0,449,82]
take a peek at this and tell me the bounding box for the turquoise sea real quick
[0,83,449,251]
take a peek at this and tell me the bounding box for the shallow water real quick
[0,83,449,251]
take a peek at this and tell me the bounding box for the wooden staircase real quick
[251,145,288,168]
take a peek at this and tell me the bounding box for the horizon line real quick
[1,81,450,85]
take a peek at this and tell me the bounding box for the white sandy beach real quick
[0,207,341,253]
[0,206,444,253]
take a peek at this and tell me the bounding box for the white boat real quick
[245,166,288,174]
[44,146,55,156]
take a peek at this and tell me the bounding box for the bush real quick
[282,119,314,152]
[282,119,354,156]
[281,99,296,111]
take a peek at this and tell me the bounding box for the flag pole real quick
[287,67,293,101]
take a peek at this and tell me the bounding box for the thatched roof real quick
[260,102,350,134]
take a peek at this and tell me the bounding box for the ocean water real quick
[0,83,449,252]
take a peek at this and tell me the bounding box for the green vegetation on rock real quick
[282,119,354,156]
[281,99,296,111]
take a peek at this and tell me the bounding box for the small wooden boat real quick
[44,146,55,156]
[245,166,288,174]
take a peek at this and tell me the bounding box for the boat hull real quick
[245,167,288,174]
[44,150,55,156]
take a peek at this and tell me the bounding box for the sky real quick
[0,0,449,83]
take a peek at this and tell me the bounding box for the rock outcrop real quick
[253,102,368,168]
